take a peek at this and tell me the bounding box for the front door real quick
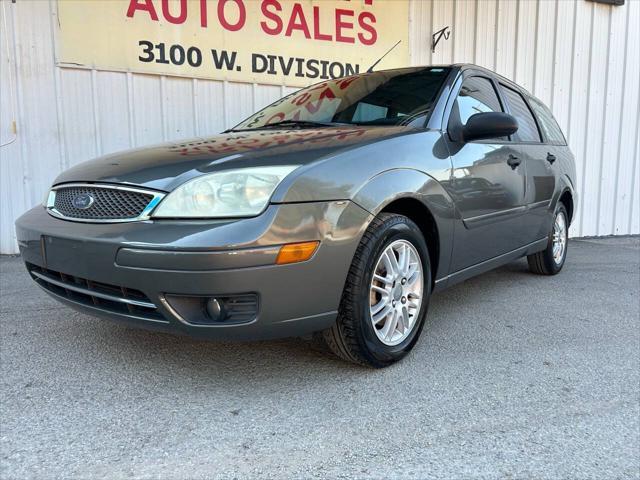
[443,75,528,272]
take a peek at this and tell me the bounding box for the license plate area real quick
[42,236,98,279]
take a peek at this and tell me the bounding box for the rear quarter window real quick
[528,97,567,145]
[501,86,541,143]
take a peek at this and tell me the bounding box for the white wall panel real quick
[615,0,639,235]
[282,86,300,97]
[0,0,638,253]
[533,0,555,106]
[581,5,610,236]
[514,0,537,91]
[409,0,432,66]
[550,0,575,132]
[132,75,164,147]
[12,0,60,206]
[162,76,196,141]
[566,1,593,237]
[495,0,518,79]
[60,68,97,168]
[194,79,225,136]
[96,71,131,155]
[224,82,254,127]
[0,0,22,253]
[474,0,498,70]
[632,133,640,234]
[254,84,282,112]
[432,0,455,64]
[598,4,628,236]
[453,0,476,64]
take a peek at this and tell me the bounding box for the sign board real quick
[55,0,410,87]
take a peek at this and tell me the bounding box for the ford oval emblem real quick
[72,193,95,210]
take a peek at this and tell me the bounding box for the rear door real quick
[443,74,528,272]
[527,95,570,237]
[499,85,556,241]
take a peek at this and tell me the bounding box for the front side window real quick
[528,97,567,145]
[501,86,541,143]
[232,67,450,130]
[448,76,508,142]
[455,76,504,125]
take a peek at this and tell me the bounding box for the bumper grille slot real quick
[50,184,162,221]
[223,295,259,323]
[27,263,164,321]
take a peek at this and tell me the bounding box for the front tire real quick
[527,203,569,275]
[322,213,431,367]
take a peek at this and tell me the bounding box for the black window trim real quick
[498,82,544,145]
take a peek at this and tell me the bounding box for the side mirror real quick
[462,112,518,142]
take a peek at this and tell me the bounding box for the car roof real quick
[394,63,536,101]
[457,64,530,93]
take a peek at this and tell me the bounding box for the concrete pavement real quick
[1,237,639,479]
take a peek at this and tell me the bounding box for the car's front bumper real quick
[15,201,372,340]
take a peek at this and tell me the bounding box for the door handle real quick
[546,153,556,164]
[507,154,521,169]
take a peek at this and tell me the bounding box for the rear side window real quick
[456,76,504,125]
[501,86,541,143]
[528,97,567,145]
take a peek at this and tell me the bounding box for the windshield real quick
[232,67,450,131]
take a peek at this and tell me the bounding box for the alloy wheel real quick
[369,239,424,346]
[552,211,567,265]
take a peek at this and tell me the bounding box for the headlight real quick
[43,189,55,207]
[152,166,299,218]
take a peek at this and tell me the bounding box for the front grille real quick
[52,185,155,220]
[26,263,165,322]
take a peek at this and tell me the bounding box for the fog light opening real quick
[206,298,227,322]
[164,293,258,326]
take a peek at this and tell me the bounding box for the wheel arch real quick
[379,197,441,288]
[351,169,455,287]
[559,189,574,225]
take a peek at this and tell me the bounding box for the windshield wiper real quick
[226,120,350,132]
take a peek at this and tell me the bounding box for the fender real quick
[351,168,456,286]
[549,174,577,225]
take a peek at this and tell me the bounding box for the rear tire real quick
[527,203,569,275]
[322,213,431,368]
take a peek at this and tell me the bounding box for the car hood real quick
[54,126,415,192]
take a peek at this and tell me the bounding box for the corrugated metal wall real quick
[1,0,638,254]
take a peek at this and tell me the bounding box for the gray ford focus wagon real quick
[16,64,576,367]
